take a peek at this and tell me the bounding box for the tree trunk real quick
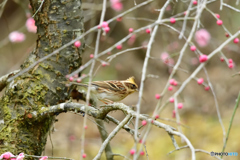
[0,0,84,155]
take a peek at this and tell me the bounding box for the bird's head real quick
[125,77,138,93]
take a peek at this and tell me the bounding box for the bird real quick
[69,77,138,104]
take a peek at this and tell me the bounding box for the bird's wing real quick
[92,81,121,92]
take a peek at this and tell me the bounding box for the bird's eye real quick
[131,84,136,88]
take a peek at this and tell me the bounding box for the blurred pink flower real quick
[26,17,37,33]
[9,31,25,43]
[0,152,16,160]
[110,0,123,11]
[161,52,174,65]
[127,34,136,45]
[194,29,211,47]
[16,153,24,160]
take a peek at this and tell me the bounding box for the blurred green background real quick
[1,0,240,159]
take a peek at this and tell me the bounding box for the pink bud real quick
[199,54,208,63]
[130,149,135,155]
[228,63,234,69]
[76,78,81,83]
[197,78,204,85]
[228,59,233,63]
[116,17,122,21]
[90,54,94,58]
[173,81,178,86]
[74,41,81,48]
[155,94,161,99]
[225,33,229,37]
[220,57,224,62]
[215,13,220,19]
[205,86,210,91]
[170,17,176,24]
[216,20,223,25]
[84,125,88,129]
[169,79,175,85]
[233,38,239,43]
[104,26,110,33]
[102,62,108,67]
[172,110,176,118]
[169,97,174,103]
[190,45,196,51]
[101,21,108,28]
[141,120,147,126]
[82,153,87,158]
[193,0,198,5]
[116,44,122,50]
[146,28,151,34]
[69,77,74,82]
[177,103,183,109]
[140,151,145,156]
[184,11,188,15]
[155,114,159,119]
[129,28,134,33]
[168,86,173,91]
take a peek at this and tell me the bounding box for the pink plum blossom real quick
[195,29,211,47]
[26,17,37,33]
[9,31,25,43]
[16,153,24,160]
[110,0,123,11]
[0,152,16,160]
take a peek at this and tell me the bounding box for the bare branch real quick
[134,1,172,159]
[93,115,131,160]
[0,70,20,91]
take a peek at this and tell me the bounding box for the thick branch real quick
[41,102,176,133]
[95,119,113,160]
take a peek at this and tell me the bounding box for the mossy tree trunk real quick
[0,0,84,155]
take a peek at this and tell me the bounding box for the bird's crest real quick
[126,76,136,84]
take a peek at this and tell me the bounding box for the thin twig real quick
[106,115,135,135]
[221,91,240,158]
[93,115,131,160]
[168,147,222,160]
[7,0,154,82]
[223,2,240,12]
[179,0,194,39]
[107,46,144,62]
[32,0,45,17]
[171,30,240,133]
[133,1,171,159]
[80,0,107,159]
[203,67,226,142]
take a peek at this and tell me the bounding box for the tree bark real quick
[0,0,84,156]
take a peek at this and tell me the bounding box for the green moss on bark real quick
[0,0,84,156]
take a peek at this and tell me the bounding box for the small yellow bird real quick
[69,77,138,104]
